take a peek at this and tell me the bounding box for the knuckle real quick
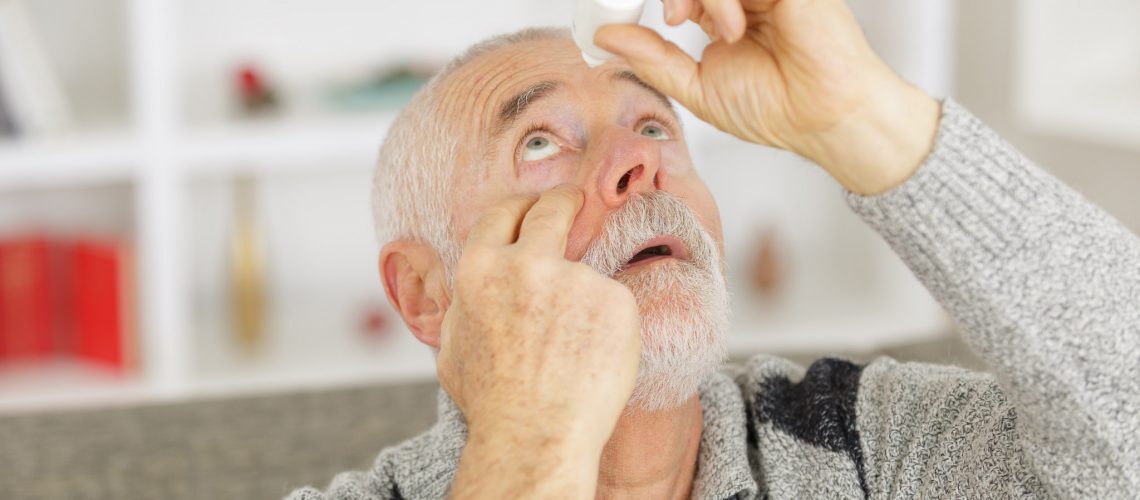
[455,248,498,287]
[512,257,547,282]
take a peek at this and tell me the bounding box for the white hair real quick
[371,27,571,275]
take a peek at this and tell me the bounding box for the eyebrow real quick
[493,80,561,138]
[487,70,676,145]
[610,70,675,113]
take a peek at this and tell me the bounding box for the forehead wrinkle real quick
[439,53,530,152]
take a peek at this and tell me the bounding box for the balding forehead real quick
[433,38,581,145]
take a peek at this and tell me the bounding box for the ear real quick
[379,241,451,349]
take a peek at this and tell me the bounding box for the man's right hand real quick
[439,185,642,498]
[596,0,941,196]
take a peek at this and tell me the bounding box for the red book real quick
[73,238,127,370]
[0,237,54,361]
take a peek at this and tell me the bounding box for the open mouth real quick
[623,235,689,270]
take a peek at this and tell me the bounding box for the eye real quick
[639,123,670,140]
[521,135,561,161]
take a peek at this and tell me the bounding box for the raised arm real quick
[846,98,1140,495]
[601,0,1139,495]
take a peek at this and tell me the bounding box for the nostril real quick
[616,165,644,194]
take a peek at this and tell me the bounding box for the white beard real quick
[581,192,731,412]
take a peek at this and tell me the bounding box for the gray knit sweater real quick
[288,99,1140,499]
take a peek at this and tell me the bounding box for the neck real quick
[595,395,703,500]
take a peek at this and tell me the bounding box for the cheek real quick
[659,143,693,176]
[518,158,577,193]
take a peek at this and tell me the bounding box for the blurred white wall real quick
[955,0,1140,233]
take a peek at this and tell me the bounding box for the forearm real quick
[846,99,1140,493]
[450,426,599,499]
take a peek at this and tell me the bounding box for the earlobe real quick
[379,242,448,349]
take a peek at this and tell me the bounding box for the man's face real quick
[439,37,725,262]
[435,37,729,410]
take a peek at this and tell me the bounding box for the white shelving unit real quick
[0,132,137,188]
[0,0,431,414]
[0,0,955,414]
[1014,0,1140,148]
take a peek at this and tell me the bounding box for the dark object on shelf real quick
[0,69,16,137]
[326,65,432,112]
[236,64,279,115]
[750,227,784,296]
[0,0,72,136]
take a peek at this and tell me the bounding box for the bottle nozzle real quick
[572,0,646,68]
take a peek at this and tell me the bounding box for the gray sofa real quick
[0,336,981,500]
[1,380,440,500]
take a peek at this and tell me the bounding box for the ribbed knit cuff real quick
[844,98,1072,293]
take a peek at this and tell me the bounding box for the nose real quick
[594,130,662,209]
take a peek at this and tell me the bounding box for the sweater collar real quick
[394,370,757,500]
[693,370,760,500]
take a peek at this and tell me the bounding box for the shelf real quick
[190,347,437,400]
[0,132,138,189]
[180,112,397,175]
[0,360,153,414]
[0,343,436,415]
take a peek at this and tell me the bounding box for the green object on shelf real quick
[327,68,429,112]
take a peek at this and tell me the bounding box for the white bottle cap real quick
[572,0,646,67]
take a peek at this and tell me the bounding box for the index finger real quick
[466,194,539,247]
[516,184,584,255]
[696,0,746,43]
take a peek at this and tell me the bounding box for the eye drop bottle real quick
[572,0,647,67]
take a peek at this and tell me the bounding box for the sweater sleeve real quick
[845,99,1140,497]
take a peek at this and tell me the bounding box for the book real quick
[73,238,133,370]
[0,235,134,370]
[0,237,55,361]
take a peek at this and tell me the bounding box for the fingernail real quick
[664,0,674,23]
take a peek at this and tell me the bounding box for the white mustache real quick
[580,191,718,279]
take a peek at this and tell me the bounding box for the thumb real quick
[595,24,703,111]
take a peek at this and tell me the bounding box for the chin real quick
[618,259,731,412]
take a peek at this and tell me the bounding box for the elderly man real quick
[290,0,1139,498]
